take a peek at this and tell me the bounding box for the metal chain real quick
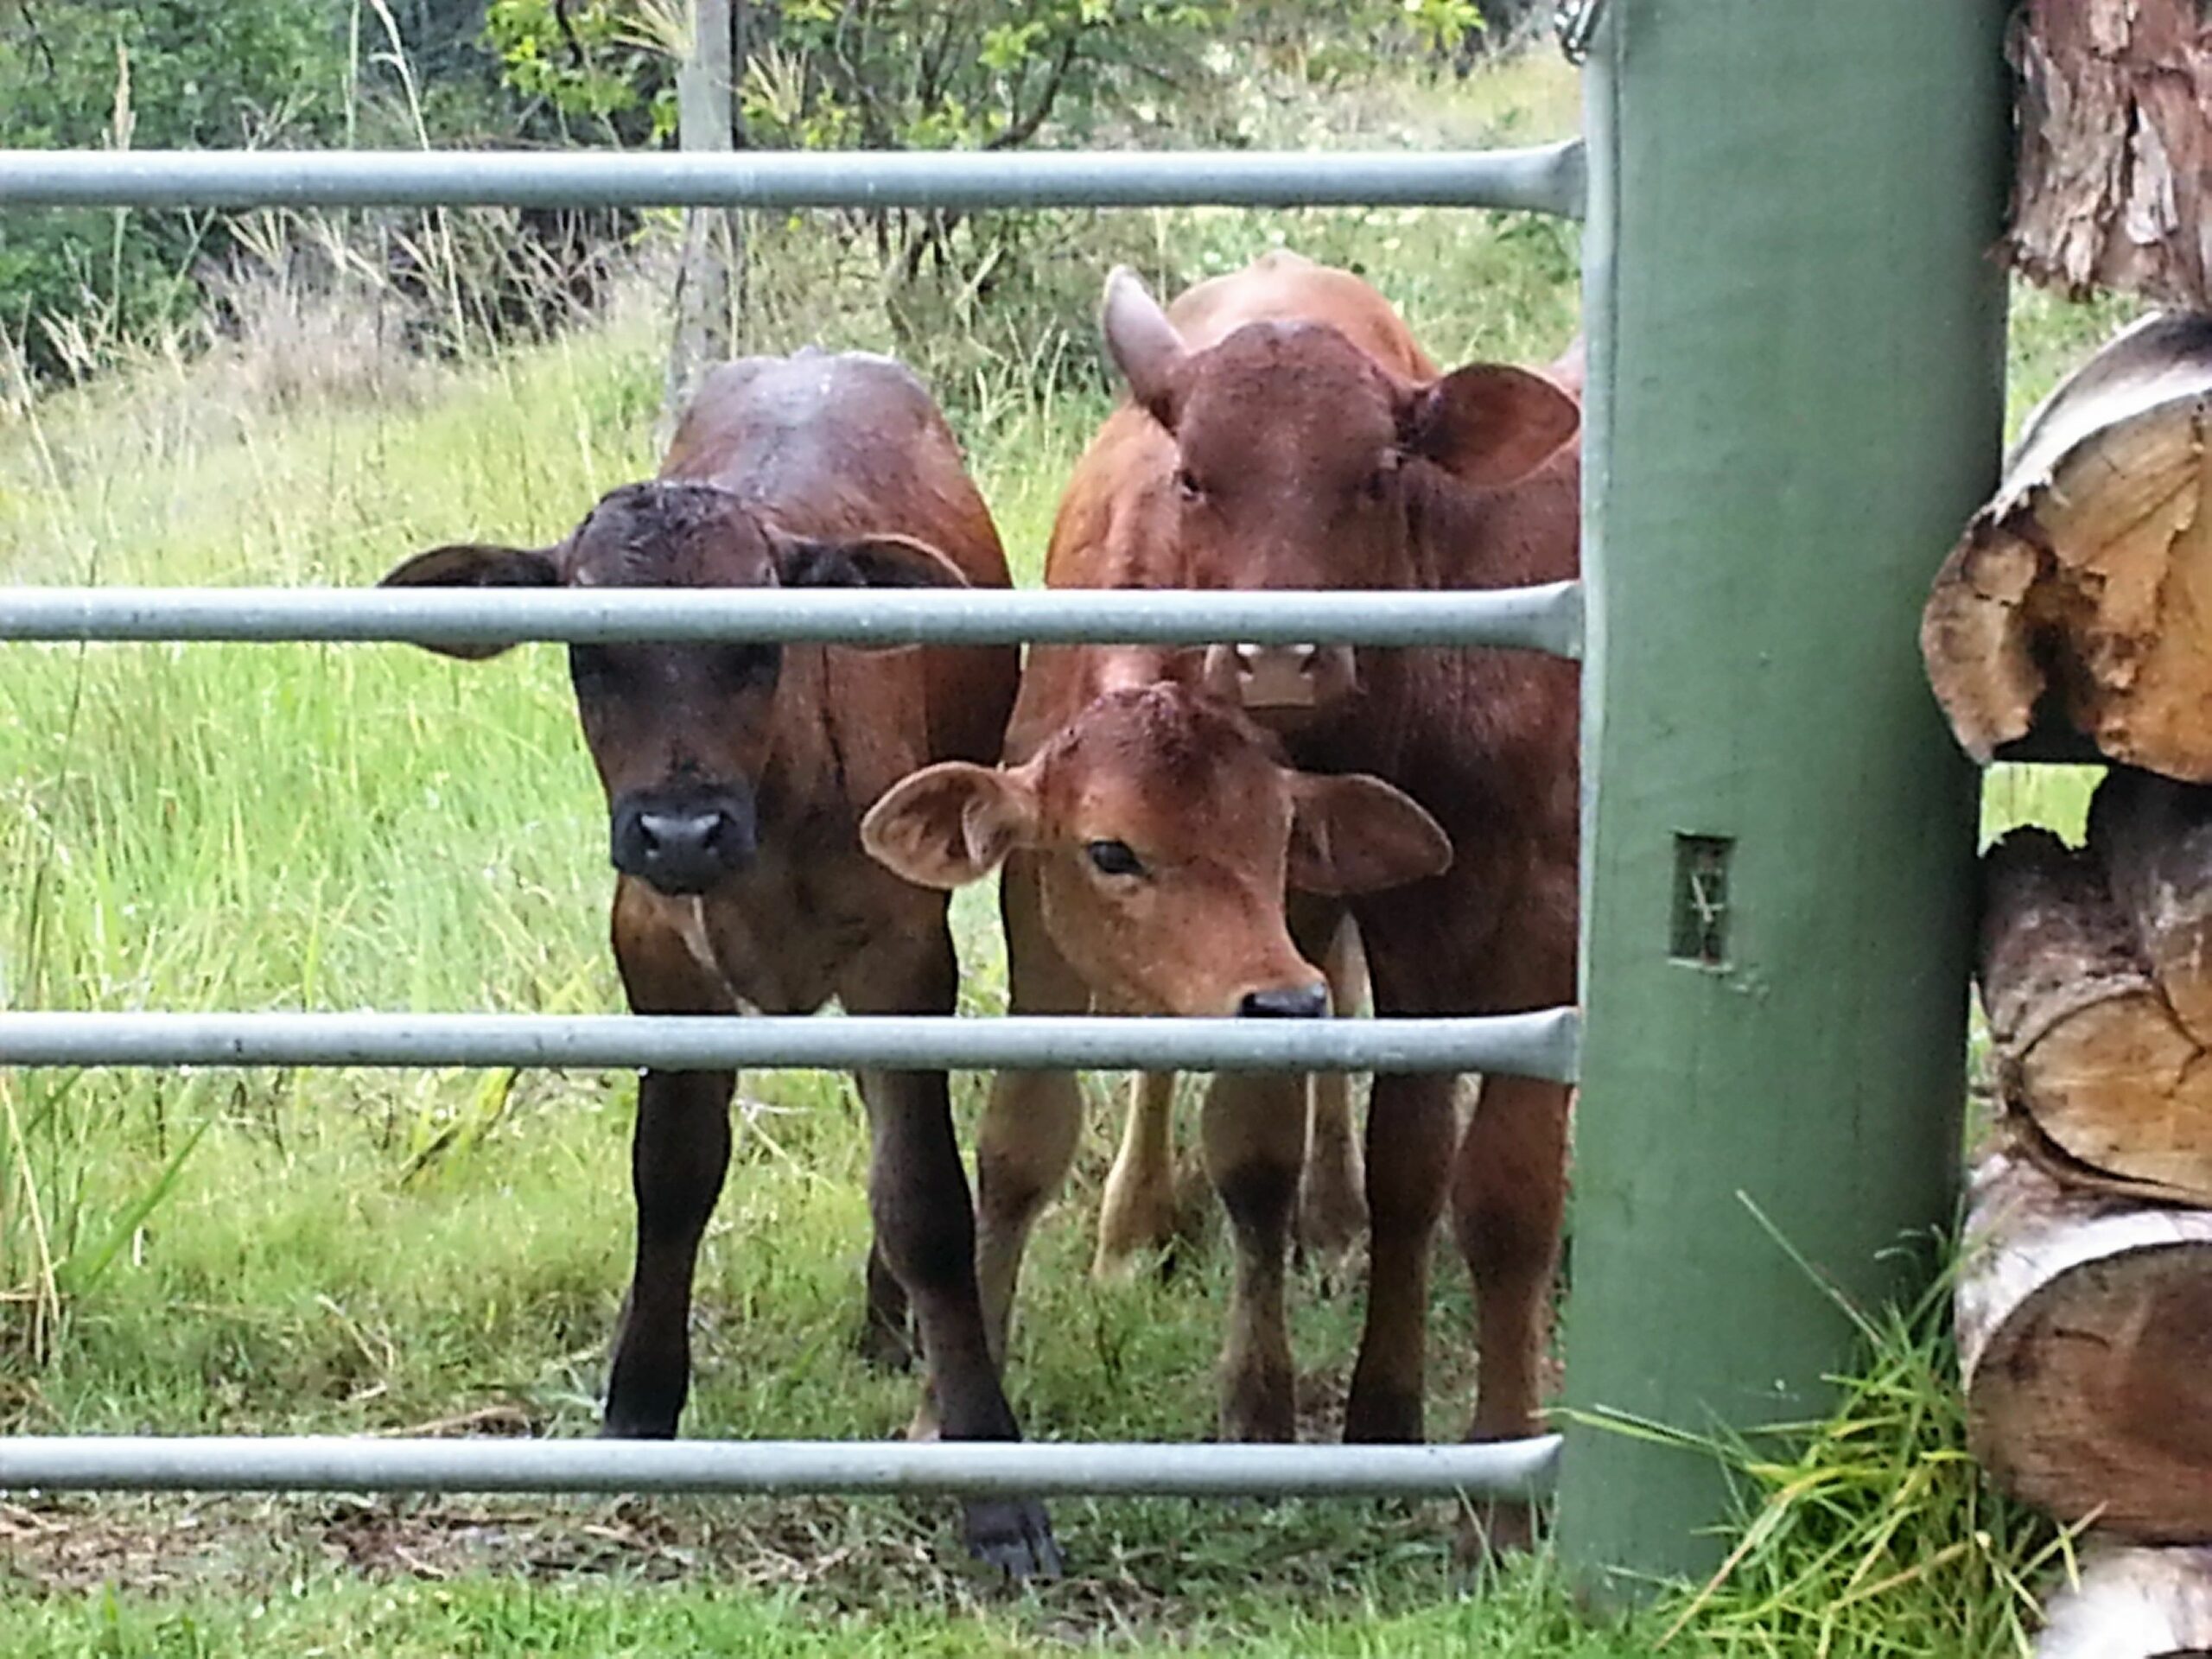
[1555,0,1605,65]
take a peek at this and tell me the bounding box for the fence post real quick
[1558,0,2012,1592]
[663,0,741,432]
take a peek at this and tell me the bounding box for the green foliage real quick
[482,0,677,140]
[1399,0,1487,55]
[0,0,350,378]
[735,0,1228,152]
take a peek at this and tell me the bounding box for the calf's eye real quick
[1086,839,1145,878]
[1174,467,1205,502]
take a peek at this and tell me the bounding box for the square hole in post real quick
[1670,835,1733,967]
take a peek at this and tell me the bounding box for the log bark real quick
[2005,1,2212,312]
[1979,796,2212,1205]
[1958,1147,2212,1541]
[1922,315,2212,779]
[2037,1544,2212,1658]
[2093,767,2212,1047]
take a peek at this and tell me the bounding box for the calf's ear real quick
[1287,773,1452,895]
[378,541,563,661]
[1101,265,1188,431]
[770,530,971,591]
[1403,363,1580,490]
[861,761,1039,890]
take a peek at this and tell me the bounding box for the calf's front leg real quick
[1202,1070,1306,1442]
[846,926,1063,1579]
[1450,1071,1571,1555]
[604,1066,735,1436]
[1343,1069,1458,1445]
[973,856,1086,1364]
[603,880,738,1439]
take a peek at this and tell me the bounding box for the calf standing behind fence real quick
[372,348,1059,1577]
[1000,254,1582,1554]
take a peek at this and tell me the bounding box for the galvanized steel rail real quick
[0,582,1585,658]
[1,130,1582,1514]
[0,1009,1582,1081]
[0,142,1585,218]
[0,1435,1560,1502]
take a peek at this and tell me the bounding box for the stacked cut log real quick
[1971,815,2212,1659]
[2035,1545,2212,1659]
[1922,312,2212,779]
[1925,269,2212,1648]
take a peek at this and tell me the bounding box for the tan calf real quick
[863,680,1447,1440]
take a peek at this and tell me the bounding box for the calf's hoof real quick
[853,1305,916,1372]
[963,1496,1063,1580]
[1092,1204,1181,1282]
[1456,1497,1536,1562]
[1295,1179,1367,1266]
[1340,1381,1423,1445]
[1219,1363,1296,1445]
[904,1393,943,1444]
[599,1382,682,1440]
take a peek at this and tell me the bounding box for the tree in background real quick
[0,1,1513,389]
[0,0,350,378]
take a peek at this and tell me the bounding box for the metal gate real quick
[0,1,2013,1590]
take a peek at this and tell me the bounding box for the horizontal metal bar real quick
[0,143,1586,219]
[0,583,1586,658]
[0,1434,1560,1502]
[0,1010,1580,1081]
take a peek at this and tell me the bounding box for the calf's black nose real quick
[611,790,756,893]
[1238,982,1329,1019]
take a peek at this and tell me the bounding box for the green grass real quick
[0,45,2141,1658]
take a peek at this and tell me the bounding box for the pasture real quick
[0,48,2138,1657]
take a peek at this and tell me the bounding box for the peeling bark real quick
[2007,0,2212,310]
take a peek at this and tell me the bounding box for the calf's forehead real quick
[1046,721,1289,855]
[1179,327,1402,461]
[567,482,775,586]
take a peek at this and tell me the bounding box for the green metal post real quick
[1559,0,2012,1592]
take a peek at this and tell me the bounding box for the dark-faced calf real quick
[375,349,1056,1576]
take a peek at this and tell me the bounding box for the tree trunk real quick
[1980,810,2212,1205]
[1921,314,2212,779]
[2005,1,2212,311]
[662,0,743,441]
[1957,1147,2212,1541]
[2037,1544,2212,1658]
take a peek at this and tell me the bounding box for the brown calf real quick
[374,348,1056,1577]
[1028,253,1452,1288]
[862,678,1449,1443]
[1046,251,1579,1547]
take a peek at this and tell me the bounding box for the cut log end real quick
[2037,1545,2212,1659]
[1961,1149,2212,1541]
[1920,522,2047,762]
[1922,315,2212,782]
[1977,814,2212,1205]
